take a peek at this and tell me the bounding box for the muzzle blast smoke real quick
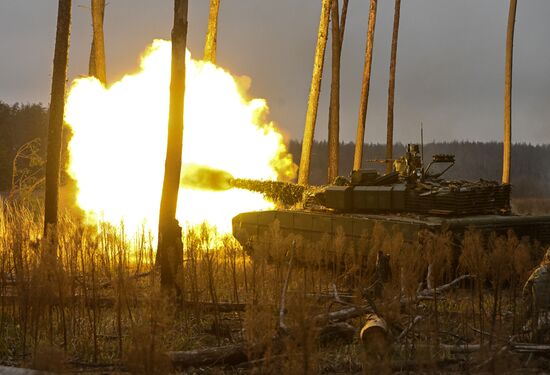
[181,164,305,206]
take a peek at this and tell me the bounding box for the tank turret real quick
[316,144,510,216]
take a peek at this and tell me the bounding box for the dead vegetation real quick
[1,198,550,373]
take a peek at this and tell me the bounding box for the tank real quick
[232,144,550,252]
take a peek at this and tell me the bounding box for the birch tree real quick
[385,0,401,173]
[353,0,377,171]
[204,0,220,63]
[44,0,72,251]
[158,0,188,292]
[327,0,349,183]
[503,0,517,184]
[298,0,332,185]
[89,0,106,84]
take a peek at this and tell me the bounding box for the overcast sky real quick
[1,0,549,144]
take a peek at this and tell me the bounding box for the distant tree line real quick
[0,101,71,194]
[288,140,550,198]
[0,102,47,191]
[0,101,547,198]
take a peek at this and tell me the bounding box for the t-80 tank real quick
[231,144,550,251]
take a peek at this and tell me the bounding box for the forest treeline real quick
[0,102,47,191]
[0,101,548,197]
[0,101,70,194]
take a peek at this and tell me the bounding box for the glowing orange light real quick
[65,40,296,234]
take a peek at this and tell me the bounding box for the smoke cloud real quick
[180,164,234,191]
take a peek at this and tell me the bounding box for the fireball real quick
[64,40,296,234]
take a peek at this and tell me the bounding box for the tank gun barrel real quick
[228,178,305,206]
[180,164,305,206]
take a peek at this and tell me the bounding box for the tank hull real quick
[232,209,550,249]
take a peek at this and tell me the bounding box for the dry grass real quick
[0,197,549,373]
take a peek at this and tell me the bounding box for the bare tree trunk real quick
[158,0,188,293]
[327,0,349,183]
[327,0,342,183]
[89,39,95,77]
[204,0,220,63]
[503,0,517,184]
[385,0,401,173]
[89,0,106,85]
[353,0,377,171]
[44,0,72,250]
[298,0,332,186]
[339,0,349,46]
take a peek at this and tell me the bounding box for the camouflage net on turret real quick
[229,178,306,206]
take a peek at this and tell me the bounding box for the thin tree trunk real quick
[89,40,96,77]
[385,0,401,174]
[327,0,342,183]
[89,0,106,84]
[158,0,188,292]
[204,0,220,63]
[503,0,517,184]
[298,0,332,186]
[326,0,348,183]
[339,0,349,46]
[353,0,377,171]
[44,0,72,249]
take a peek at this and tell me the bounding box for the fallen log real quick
[397,341,550,355]
[401,274,474,305]
[360,313,390,355]
[314,305,372,325]
[394,343,481,354]
[167,345,248,369]
[168,304,369,369]
[418,274,474,297]
[168,321,358,369]
[511,342,550,353]
[0,366,55,374]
